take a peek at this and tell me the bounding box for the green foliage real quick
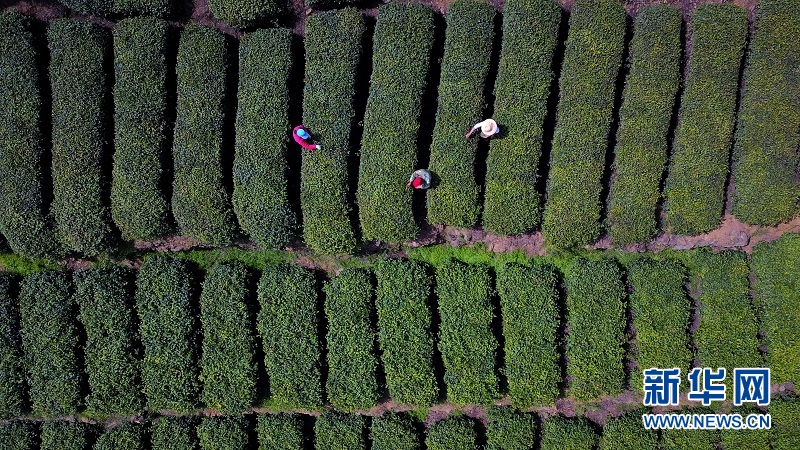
[664,4,748,234]
[136,255,200,412]
[234,28,296,249]
[436,260,498,404]
[425,416,476,450]
[607,5,682,245]
[485,407,537,450]
[0,421,37,450]
[173,24,238,246]
[598,411,656,450]
[75,266,142,416]
[540,416,598,450]
[314,413,366,450]
[541,0,626,247]
[48,19,115,257]
[257,264,322,409]
[373,259,438,406]
[0,12,60,259]
[720,407,770,449]
[358,3,435,243]
[732,0,800,225]
[307,0,361,7]
[426,0,494,227]
[662,408,719,450]
[771,396,800,450]
[41,421,92,450]
[371,413,421,450]
[323,269,378,411]
[256,414,304,450]
[151,416,198,450]
[111,17,171,240]
[58,0,112,16]
[565,258,625,401]
[626,258,691,391]
[114,0,173,17]
[483,0,560,235]
[301,9,364,254]
[752,234,800,384]
[18,271,81,416]
[0,274,25,419]
[496,263,559,407]
[200,261,256,413]
[198,416,249,450]
[207,0,281,28]
[0,253,60,275]
[95,423,144,450]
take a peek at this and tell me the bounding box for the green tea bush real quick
[358,3,435,243]
[95,423,144,450]
[426,0,495,227]
[173,24,237,246]
[752,234,800,384]
[436,260,498,404]
[75,266,142,416]
[111,17,171,240]
[301,9,363,254]
[626,258,691,391]
[58,0,112,16]
[207,0,281,28]
[426,416,476,450]
[662,407,719,450]
[0,274,25,419]
[323,269,378,411]
[565,258,625,401]
[114,0,173,17]
[540,416,598,450]
[483,0,561,235]
[257,264,322,409]
[598,411,656,450]
[41,421,92,450]
[541,0,626,247]
[18,271,81,416]
[307,0,361,7]
[0,12,60,259]
[373,259,438,406]
[200,261,256,413]
[314,413,366,450]
[234,28,296,249]
[371,413,421,450]
[136,255,200,412]
[48,19,115,257]
[664,5,748,235]
[771,397,800,450]
[732,0,800,225]
[607,5,682,245]
[485,407,536,450]
[693,250,760,389]
[0,421,37,450]
[720,407,770,449]
[151,416,198,450]
[256,414,304,449]
[198,416,249,450]
[496,263,559,407]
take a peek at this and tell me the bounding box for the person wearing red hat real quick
[407,169,431,189]
[293,125,321,150]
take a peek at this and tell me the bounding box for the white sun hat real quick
[480,119,499,137]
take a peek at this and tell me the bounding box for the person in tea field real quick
[465,118,500,139]
[407,169,431,189]
[293,125,321,150]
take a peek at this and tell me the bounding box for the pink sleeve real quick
[292,128,317,150]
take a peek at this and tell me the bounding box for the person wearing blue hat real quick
[293,125,321,150]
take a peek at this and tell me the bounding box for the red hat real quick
[411,177,424,188]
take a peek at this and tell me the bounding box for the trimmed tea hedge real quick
[732,0,800,225]
[0,12,60,259]
[771,397,800,450]
[207,0,281,28]
[496,263,559,407]
[0,274,25,419]
[0,421,37,450]
[565,258,625,401]
[598,411,657,450]
[95,423,144,450]
[136,256,200,413]
[371,413,421,450]
[323,269,379,411]
[257,264,322,409]
[373,259,438,406]
[173,24,238,246]
[483,0,561,235]
[198,416,249,450]
[693,250,760,389]
[58,0,112,16]
[111,17,171,240]
[257,414,304,449]
[752,234,800,384]
[151,416,198,450]
[233,28,296,249]
[626,258,691,391]
[485,407,537,450]
[426,0,495,227]
[541,0,626,247]
[436,260,498,404]
[48,19,114,257]
[607,5,682,245]
[540,417,598,450]
[426,416,476,450]
[358,3,435,243]
[721,407,770,449]
[664,4,748,235]
[301,9,363,254]
[18,271,81,416]
[75,266,142,416]
[200,261,256,414]
[41,421,92,450]
[662,407,719,450]
[114,0,173,17]
[314,413,366,450]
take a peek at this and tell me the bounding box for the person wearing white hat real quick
[465,118,500,139]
